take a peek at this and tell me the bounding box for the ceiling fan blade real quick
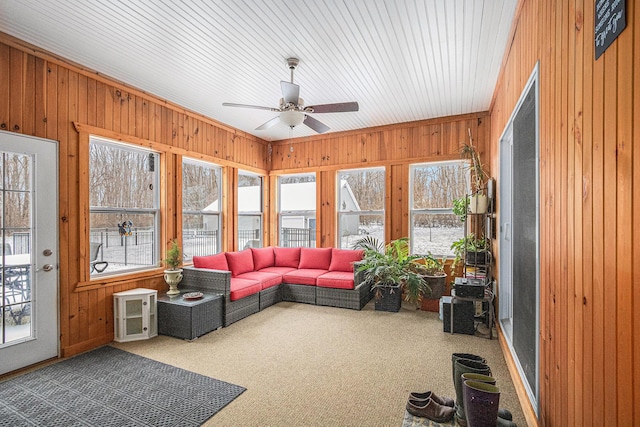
[280,81,300,105]
[222,102,278,112]
[303,115,330,134]
[306,101,359,113]
[255,116,280,130]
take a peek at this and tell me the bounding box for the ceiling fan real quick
[222,58,359,134]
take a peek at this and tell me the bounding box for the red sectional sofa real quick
[181,246,372,327]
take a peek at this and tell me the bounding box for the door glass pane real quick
[1,152,33,345]
[4,153,30,191]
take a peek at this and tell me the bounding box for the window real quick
[89,137,160,275]
[410,161,468,257]
[337,168,385,249]
[278,173,316,248]
[182,158,222,260]
[238,170,263,249]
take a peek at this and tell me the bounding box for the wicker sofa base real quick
[282,283,316,305]
[259,285,283,310]
[226,293,260,326]
[316,284,372,310]
[182,263,372,330]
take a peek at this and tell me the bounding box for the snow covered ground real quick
[340,224,463,257]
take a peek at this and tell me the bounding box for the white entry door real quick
[0,130,58,375]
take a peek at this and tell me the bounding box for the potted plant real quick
[452,196,470,222]
[353,237,431,312]
[163,239,183,295]
[420,254,447,300]
[460,130,490,213]
[450,233,490,269]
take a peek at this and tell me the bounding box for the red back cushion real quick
[298,247,332,270]
[225,249,255,277]
[274,247,301,268]
[329,248,364,272]
[192,253,229,271]
[251,247,275,270]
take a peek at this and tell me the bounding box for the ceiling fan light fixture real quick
[279,110,304,128]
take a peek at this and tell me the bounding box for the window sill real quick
[74,268,165,292]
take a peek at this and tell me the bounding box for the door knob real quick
[42,264,54,272]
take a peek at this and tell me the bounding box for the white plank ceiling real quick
[0,0,517,142]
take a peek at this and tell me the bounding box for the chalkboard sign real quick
[595,0,626,60]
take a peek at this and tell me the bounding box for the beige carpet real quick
[114,300,526,427]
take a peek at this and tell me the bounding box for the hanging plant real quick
[460,129,489,195]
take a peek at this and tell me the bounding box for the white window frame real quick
[89,136,160,275]
[238,170,263,249]
[278,173,316,248]
[182,157,222,260]
[409,160,469,257]
[337,167,385,249]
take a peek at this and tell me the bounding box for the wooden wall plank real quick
[634,5,640,423]
[571,1,584,424]
[0,44,10,130]
[591,28,606,426]
[22,53,36,136]
[602,40,618,426]
[9,48,24,134]
[489,0,638,425]
[614,2,634,420]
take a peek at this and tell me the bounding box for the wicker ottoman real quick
[157,292,223,340]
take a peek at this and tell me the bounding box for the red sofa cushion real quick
[236,271,283,290]
[225,249,254,277]
[192,253,229,271]
[259,266,297,275]
[317,271,355,290]
[298,247,332,270]
[329,248,364,272]
[251,247,275,270]
[274,247,301,268]
[229,278,261,301]
[283,268,328,286]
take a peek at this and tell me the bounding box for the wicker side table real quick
[157,292,223,340]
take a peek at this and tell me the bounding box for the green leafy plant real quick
[163,239,182,270]
[352,237,431,305]
[452,196,470,222]
[450,233,489,268]
[421,254,446,276]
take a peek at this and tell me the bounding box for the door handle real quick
[42,264,54,272]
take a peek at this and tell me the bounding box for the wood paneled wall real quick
[490,0,638,425]
[0,33,270,357]
[269,114,490,246]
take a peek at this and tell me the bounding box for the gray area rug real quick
[0,346,245,426]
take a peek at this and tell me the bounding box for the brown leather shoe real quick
[406,397,455,423]
[409,390,455,407]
